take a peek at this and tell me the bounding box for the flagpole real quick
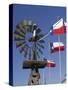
[48,43,51,84]
[42,58,44,84]
[48,64,51,83]
[43,68,44,84]
[58,35,62,83]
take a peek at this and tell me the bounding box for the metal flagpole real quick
[42,57,44,84]
[48,43,51,84]
[48,61,51,84]
[43,67,44,84]
[58,35,62,83]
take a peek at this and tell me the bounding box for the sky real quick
[12,4,66,86]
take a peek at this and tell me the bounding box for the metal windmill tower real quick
[14,20,49,85]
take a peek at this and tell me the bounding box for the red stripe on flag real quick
[52,26,66,35]
[52,46,64,53]
[46,62,56,67]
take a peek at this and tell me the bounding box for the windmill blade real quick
[14,32,25,41]
[16,24,26,35]
[24,46,29,58]
[36,46,43,54]
[28,25,33,32]
[39,40,45,43]
[38,48,43,54]
[14,29,25,38]
[36,51,40,59]
[38,34,44,39]
[23,25,29,32]
[36,28,41,34]
[19,44,29,54]
[21,20,29,32]
[37,34,44,39]
[28,20,33,26]
[22,20,28,26]
[24,49,28,58]
[27,20,33,32]
[14,33,25,40]
[33,24,37,30]
[16,42,23,48]
[16,25,26,35]
[19,45,25,53]
[16,41,26,48]
[25,25,33,33]
[37,42,45,49]
[14,37,25,41]
[28,24,34,33]
[29,48,32,60]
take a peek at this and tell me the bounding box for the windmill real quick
[14,20,55,85]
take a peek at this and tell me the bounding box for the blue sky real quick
[12,4,66,86]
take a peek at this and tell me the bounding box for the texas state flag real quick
[52,18,66,35]
[50,42,64,53]
[46,60,56,67]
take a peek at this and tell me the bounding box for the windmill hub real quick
[29,36,39,42]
